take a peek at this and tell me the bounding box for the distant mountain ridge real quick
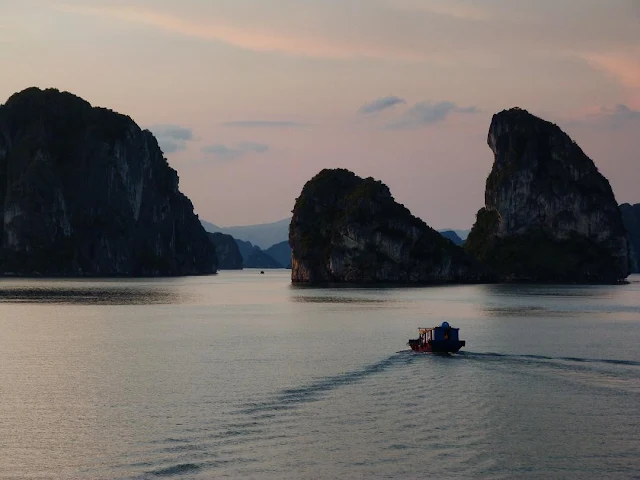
[235,239,283,268]
[448,229,470,241]
[439,230,464,246]
[201,218,468,251]
[201,218,289,250]
[265,241,292,269]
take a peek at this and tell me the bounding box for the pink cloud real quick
[59,4,427,62]
[387,0,491,21]
[580,50,640,108]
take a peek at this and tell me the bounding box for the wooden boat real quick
[407,322,466,353]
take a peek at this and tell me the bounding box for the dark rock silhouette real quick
[439,230,464,246]
[235,239,283,268]
[289,168,490,284]
[208,233,243,270]
[465,107,629,283]
[0,87,216,276]
[265,241,292,269]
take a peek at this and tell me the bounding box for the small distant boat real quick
[407,322,466,353]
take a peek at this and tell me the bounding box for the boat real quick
[407,322,466,353]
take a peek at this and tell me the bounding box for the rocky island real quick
[465,108,629,283]
[0,87,216,276]
[289,168,490,284]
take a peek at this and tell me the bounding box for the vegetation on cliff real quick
[465,108,629,283]
[620,203,640,273]
[290,168,490,284]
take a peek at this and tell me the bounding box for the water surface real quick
[1,272,639,478]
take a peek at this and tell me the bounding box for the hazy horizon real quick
[2,1,639,229]
[205,216,473,233]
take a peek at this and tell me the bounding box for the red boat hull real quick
[408,340,465,354]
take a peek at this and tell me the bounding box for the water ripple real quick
[462,351,640,367]
[241,352,416,415]
[148,462,201,477]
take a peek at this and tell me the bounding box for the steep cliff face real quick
[620,203,640,273]
[289,168,490,284]
[0,87,216,276]
[208,233,243,270]
[465,108,629,283]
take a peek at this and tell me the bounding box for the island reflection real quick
[0,283,184,305]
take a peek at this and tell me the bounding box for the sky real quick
[1,0,639,229]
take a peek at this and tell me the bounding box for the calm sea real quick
[1,271,639,479]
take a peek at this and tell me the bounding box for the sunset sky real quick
[1,0,639,229]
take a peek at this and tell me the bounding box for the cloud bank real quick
[588,104,640,128]
[358,96,406,115]
[221,120,306,128]
[202,142,269,161]
[147,124,194,153]
[387,101,479,129]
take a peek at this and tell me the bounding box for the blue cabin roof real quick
[433,323,459,342]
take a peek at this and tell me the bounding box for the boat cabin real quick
[417,322,461,343]
[408,321,465,353]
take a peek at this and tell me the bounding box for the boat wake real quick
[115,353,418,479]
[118,349,638,479]
[459,351,640,395]
[242,351,416,415]
[459,351,640,367]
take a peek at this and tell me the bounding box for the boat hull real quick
[409,340,465,354]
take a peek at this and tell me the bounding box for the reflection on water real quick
[482,305,586,317]
[483,305,546,317]
[0,284,185,305]
[290,286,401,306]
[479,282,638,318]
[482,283,617,298]
[291,294,392,304]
